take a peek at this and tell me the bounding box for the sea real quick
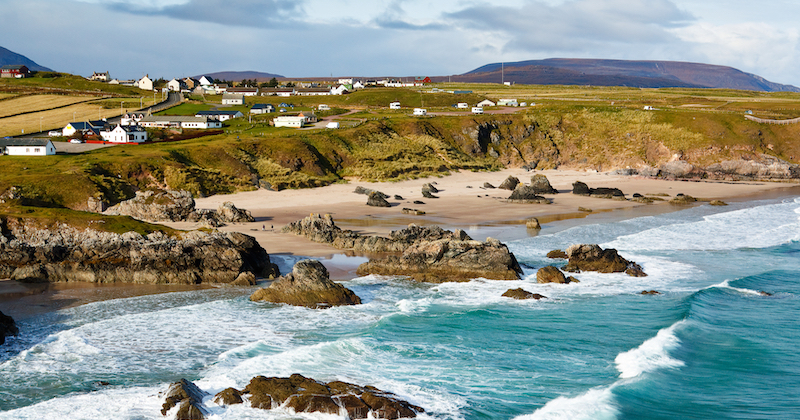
[1,194,799,419]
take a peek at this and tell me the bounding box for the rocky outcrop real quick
[282,214,470,253]
[250,259,361,308]
[241,374,424,419]
[546,249,568,259]
[161,379,209,419]
[213,388,243,406]
[104,190,255,226]
[0,218,279,284]
[670,194,698,205]
[356,237,522,283]
[0,310,18,346]
[507,185,551,203]
[216,202,255,223]
[613,155,800,181]
[536,266,577,284]
[498,176,520,190]
[530,174,558,194]
[572,181,625,199]
[502,288,547,300]
[367,191,392,207]
[563,244,646,277]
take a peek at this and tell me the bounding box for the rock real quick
[659,160,700,179]
[216,202,255,223]
[231,271,257,286]
[413,200,425,205]
[367,191,392,207]
[507,185,550,204]
[250,259,361,308]
[563,244,646,277]
[87,196,107,213]
[0,219,280,285]
[394,195,404,200]
[709,200,728,206]
[0,186,22,204]
[641,290,661,295]
[483,182,496,189]
[357,237,522,283]
[104,190,196,222]
[572,181,625,199]
[670,194,697,205]
[546,249,567,259]
[402,208,426,215]
[530,174,558,194]
[704,155,800,181]
[354,186,388,198]
[421,183,439,194]
[526,218,541,229]
[213,388,243,406]
[161,379,209,419]
[502,288,547,300]
[498,176,520,190]
[578,207,593,212]
[421,190,438,199]
[0,310,19,346]
[536,266,573,284]
[242,374,424,419]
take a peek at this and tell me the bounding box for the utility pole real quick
[501,62,504,85]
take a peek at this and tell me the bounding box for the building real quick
[90,71,110,82]
[100,124,148,143]
[137,75,153,91]
[414,76,432,84]
[195,110,244,121]
[472,107,484,114]
[497,99,519,106]
[250,104,275,114]
[166,79,185,92]
[331,85,349,95]
[477,99,496,107]
[413,108,427,116]
[227,87,259,96]
[139,115,222,129]
[221,93,245,105]
[0,138,56,156]
[389,101,401,110]
[261,87,295,97]
[62,121,106,137]
[297,112,318,124]
[120,112,147,126]
[273,115,306,128]
[183,78,199,90]
[296,88,332,96]
[198,76,215,86]
[1,65,30,78]
[457,102,469,109]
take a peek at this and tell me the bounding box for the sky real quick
[2,0,799,86]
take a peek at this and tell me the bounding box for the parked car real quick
[69,139,83,144]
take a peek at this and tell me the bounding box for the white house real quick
[472,107,484,114]
[222,93,245,105]
[297,112,318,124]
[139,115,222,129]
[120,112,147,126]
[227,87,259,96]
[331,85,349,95]
[273,116,306,128]
[338,78,353,85]
[62,121,105,137]
[166,79,185,92]
[137,75,154,91]
[0,138,56,156]
[90,72,110,82]
[643,106,655,111]
[413,108,427,116]
[477,99,496,107]
[497,99,519,106]
[195,110,244,121]
[100,124,148,143]
[389,101,401,110]
[457,102,469,109]
[198,76,215,86]
[352,81,365,89]
[250,104,275,114]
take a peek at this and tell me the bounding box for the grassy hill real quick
[1,77,799,212]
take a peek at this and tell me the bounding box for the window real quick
[34,148,40,153]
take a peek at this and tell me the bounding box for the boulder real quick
[213,388,243,406]
[367,191,392,207]
[0,310,19,346]
[546,249,568,259]
[536,266,574,284]
[354,186,388,198]
[483,182,496,189]
[250,259,361,308]
[104,190,196,222]
[641,290,661,295]
[161,379,209,419]
[572,181,625,199]
[709,200,728,206]
[507,185,550,203]
[502,288,547,300]
[498,176,520,190]
[670,194,697,205]
[421,190,438,199]
[530,174,558,194]
[216,202,255,223]
[421,183,439,194]
[357,237,522,283]
[563,244,646,277]
[526,218,541,229]
[394,195,404,200]
[242,374,424,419]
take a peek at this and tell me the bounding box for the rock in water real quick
[0,310,19,346]
[250,259,361,308]
[161,379,209,419]
[536,266,573,284]
[367,191,392,207]
[213,388,243,406]
[530,174,558,194]
[670,194,698,205]
[546,249,568,259]
[502,288,547,300]
[498,176,520,190]
[356,237,522,282]
[507,185,550,203]
[564,244,646,277]
[526,218,541,229]
[216,202,255,223]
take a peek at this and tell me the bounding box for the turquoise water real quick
[1,196,799,419]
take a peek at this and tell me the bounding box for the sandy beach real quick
[2,169,797,318]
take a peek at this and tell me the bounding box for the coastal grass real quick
[0,95,96,118]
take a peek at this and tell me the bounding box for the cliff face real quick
[0,218,279,284]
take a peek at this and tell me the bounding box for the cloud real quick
[107,0,306,28]
[446,0,694,53]
[372,0,449,31]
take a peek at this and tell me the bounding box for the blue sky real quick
[2,0,799,86]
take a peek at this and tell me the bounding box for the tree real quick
[267,77,278,88]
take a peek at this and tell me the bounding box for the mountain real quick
[194,70,284,82]
[456,58,800,92]
[0,46,52,72]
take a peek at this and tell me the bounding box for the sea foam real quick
[614,320,686,379]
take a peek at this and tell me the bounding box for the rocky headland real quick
[250,259,361,308]
[0,217,279,284]
[103,190,254,227]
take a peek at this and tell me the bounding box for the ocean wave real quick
[614,320,686,379]
[513,387,619,420]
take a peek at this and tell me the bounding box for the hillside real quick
[459,59,800,92]
[0,46,52,72]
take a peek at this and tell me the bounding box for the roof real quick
[1,65,29,71]
[0,138,51,147]
[222,93,245,100]
[196,110,242,116]
[140,115,210,123]
[251,104,274,109]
